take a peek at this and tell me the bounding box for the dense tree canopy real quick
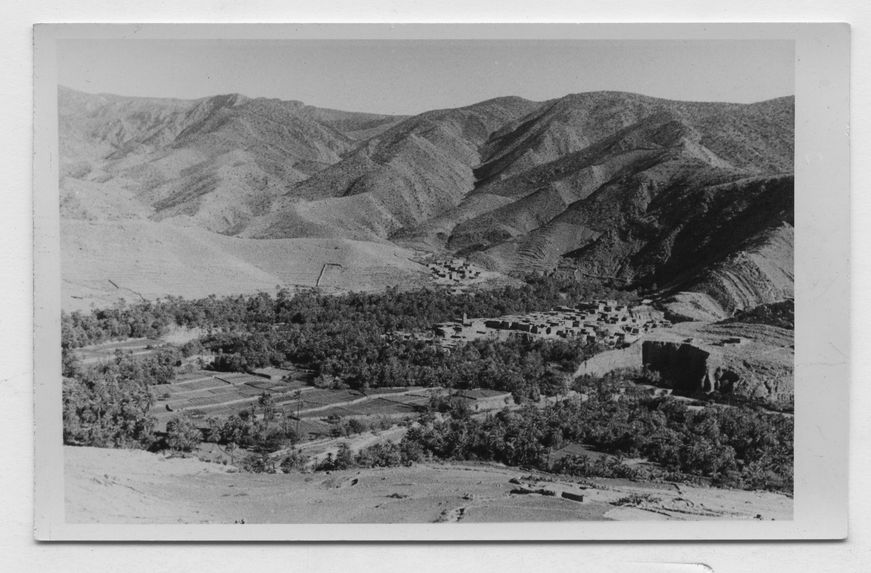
[358,380,794,492]
[60,279,792,494]
[62,354,157,448]
[62,276,633,349]
[62,277,625,401]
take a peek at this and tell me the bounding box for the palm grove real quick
[61,276,793,492]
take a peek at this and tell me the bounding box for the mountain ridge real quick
[59,87,794,315]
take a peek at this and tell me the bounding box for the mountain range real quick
[58,86,794,317]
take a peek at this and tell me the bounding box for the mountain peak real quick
[200,92,249,108]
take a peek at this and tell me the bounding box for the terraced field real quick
[151,368,438,436]
[151,369,314,430]
[76,338,167,365]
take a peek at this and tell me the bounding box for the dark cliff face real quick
[642,340,719,393]
[641,338,791,409]
[641,340,743,395]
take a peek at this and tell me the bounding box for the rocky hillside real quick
[60,88,793,315]
[241,96,542,240]
[398,93,794,316]
[721,299,795,330]
[59,86,405,233]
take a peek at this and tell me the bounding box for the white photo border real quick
[33,22,850,541]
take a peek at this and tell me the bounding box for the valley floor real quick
[64,446,791,524]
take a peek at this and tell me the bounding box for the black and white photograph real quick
[30,24,850,541]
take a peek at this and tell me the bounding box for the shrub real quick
[614,493,662,506]
[356,441,403,468]
[316,443,355,471]
[164,414,203,452]
[241,452,276,473]
[279,450,310,473]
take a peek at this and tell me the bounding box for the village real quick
[423,256,510,294]
[426,257,481,283]
[433,299,671,349]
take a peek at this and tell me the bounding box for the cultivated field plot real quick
[340,398,419,416]
[360,387,423,395]
[75,338,165,364]
[152,376,414,428]
[550,442,615,464]
[294,388,435,418]
[389,394,432,407]
[153,370,504,436]
[294,419,334,437]
[174,370,219,382]
[295,388,364,404]
[245,380,299,392]
[302,405,359,419]
[171,377,228,392]
[150,369,317,429]
[205,387,239,396]
[211,372,262,384]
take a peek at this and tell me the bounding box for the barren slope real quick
[474,92,792,187]
[65,446,792,524]
[59,87,403,234]
[61,220,429,311]
[244,97,543,240]
[60,89,793,314]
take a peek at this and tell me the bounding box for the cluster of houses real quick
[433,300,671,349]
[427,258,482,283]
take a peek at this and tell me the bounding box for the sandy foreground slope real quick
[65,446,791,524]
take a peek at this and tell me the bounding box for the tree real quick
[279,449,310,472]
[334,443,354,470]
[165,414,203,452]
[257,392,276,432]
[242,452,276,473]
[62,360,156,448]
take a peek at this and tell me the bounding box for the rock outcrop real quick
[641,323,793,410]
[642,340,738,394]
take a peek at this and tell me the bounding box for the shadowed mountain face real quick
[59,87,793,315]
[393,92,794,317]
